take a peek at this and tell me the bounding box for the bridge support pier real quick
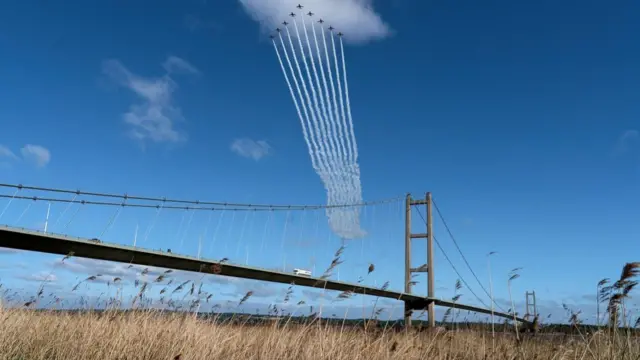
[404,192,435,328]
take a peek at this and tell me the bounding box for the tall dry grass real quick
[1,307,640,360]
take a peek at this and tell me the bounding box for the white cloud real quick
[230,138,271,161]
[102,56,199,144]
[57,257,170,281]
[55,257,234,287]
[238,0,391,44]
[20,144,51,167]
[0,145,18,160]
[163,56,200,75]
[18,271,58,283]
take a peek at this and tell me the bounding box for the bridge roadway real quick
[0,226,527,324]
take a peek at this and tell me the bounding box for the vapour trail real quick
[310,20,349,205]
[327,34,360,226]
[300,12,344,200]
[267,13,366,239]
[283,25,347,219]
[329,31,364,236]
[276,27,356,236]
[312,21,344,177]
[272,37,318,172]
[319,25,354,209]
[340,36,360,168]
[329,31,359,206]
[320,27,351,207]
[283,27,330,182]
[304,24,357,235]
[330,31,352,171]
[289,20,337,198]
[339,36,363,207]
[300,23,363,237]
[320,24,349,174]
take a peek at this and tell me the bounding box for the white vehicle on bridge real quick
[293,268,312,277]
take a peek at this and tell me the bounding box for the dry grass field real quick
[1,307,640,360]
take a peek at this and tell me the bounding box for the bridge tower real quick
[524,291,537,320]
[404,192,435,328]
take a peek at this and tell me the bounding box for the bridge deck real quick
[0,226,527,324]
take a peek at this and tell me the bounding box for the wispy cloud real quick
[55,257,238,287]
[51,257,284,301]
[301,289,335,301]
[102,56,199,144]
[55,257,173,282]
[20,144,51,168]
[233,279,280,298]
[230,138,271,161]
[17,271,58,283]
[238,0,391,44]
[162,56,200,75]
[0,144,18,169]
[0,145,18,161]
[613,129,639,156]
[0,144,51,168]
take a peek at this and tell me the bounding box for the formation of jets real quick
[272,5,344,37]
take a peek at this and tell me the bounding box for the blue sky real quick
[1,0,640,323]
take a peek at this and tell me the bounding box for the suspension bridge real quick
[0,183,531,327]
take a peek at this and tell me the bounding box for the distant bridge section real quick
[0,226,528,324]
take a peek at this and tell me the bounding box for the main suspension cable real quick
[0,183,401,210]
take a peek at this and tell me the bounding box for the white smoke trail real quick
[300,18,360,237]
[310,20,350,207]
[315,29,363,238]
[283,26,333,189]
[319,25,355,213]
[331,32,364,237]
[339,35,363,206]
[329,31,359,208]
[330,31,352,169]
[320,24,349,178]
[340,36,359,167]
[271,37,318,172]
[278,33,322,174]
[268,12,366,240]
[327,36,352,207]
[290,18,341,204]
[301,13,345,201]
[298,13,344,201]
[331,35,361,228]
